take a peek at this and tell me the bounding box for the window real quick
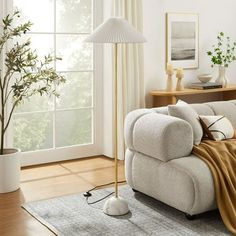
[6,0,103,165]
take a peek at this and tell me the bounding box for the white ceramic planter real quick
[0,149,21,193]
[215,65,229,87]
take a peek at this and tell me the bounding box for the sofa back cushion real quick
[205,101,236,128]
[153,103,215,116]
[190,104,214,116]
[152,100,236,144]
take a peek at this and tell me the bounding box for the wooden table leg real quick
[171,96,177,105]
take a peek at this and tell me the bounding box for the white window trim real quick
[1,0,103,166]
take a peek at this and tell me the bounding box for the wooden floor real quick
[0,156,125,236]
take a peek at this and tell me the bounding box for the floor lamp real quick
[85,17,146,216]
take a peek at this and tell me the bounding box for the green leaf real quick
[0,11,66,148]
[207,32,236,67]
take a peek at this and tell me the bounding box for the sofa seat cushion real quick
[125,149,217,215]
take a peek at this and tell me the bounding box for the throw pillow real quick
[168,100,203,145]
[199,115,234,141]
[198,117,214,140]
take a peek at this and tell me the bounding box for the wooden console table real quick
[150,85,236,107]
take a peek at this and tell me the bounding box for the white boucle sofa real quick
[124,100,236,219]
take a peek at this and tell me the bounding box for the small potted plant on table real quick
[0,12,65,193]
[207,32,236,87]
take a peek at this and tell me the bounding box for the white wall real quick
[102,0,236,157]
[143,0,236,107]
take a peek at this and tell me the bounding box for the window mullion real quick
[53,0,57,149]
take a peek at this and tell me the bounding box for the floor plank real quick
[60,156,115,173]
[21,174,94,202]
[78,166,125,186]
[0,189,55,236]
[0,156,125,236]
[21,164,70,182]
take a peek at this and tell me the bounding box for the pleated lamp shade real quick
[85,17,146,43]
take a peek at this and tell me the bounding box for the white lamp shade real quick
[85,17,146,43]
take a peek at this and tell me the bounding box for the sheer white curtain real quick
[112,0,145,160]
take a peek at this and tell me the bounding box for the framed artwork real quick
[166,13,199,69]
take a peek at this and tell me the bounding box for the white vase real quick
[215,65,228,88]
[0,149,21,193]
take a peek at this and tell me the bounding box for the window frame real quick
[3,0,103,166]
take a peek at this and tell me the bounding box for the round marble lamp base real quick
[103,196,129,216]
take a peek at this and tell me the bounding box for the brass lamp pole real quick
[114,43,118,198]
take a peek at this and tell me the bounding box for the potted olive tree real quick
[0,12,65,193]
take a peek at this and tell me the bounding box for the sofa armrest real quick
[124,110,193,162]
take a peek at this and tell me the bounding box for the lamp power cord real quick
[83,180,126,205]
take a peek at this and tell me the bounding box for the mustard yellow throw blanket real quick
[192,139,236,235]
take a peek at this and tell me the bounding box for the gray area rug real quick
[22,185,230,236]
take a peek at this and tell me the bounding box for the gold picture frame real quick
[166,13,199,69]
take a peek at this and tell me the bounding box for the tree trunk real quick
[1,86,4,155]
[0,125,4,155]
